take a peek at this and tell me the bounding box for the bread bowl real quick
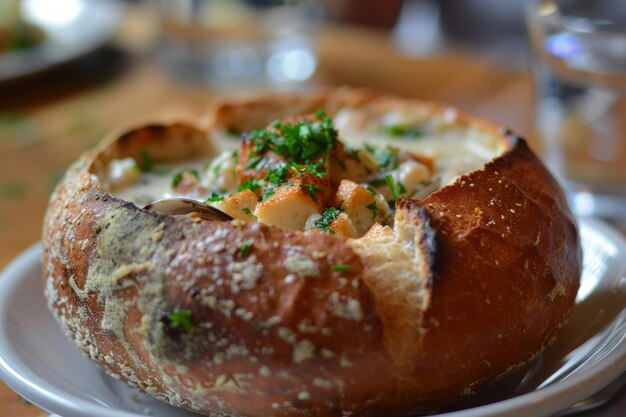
[42,89,581,416]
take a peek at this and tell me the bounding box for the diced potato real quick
[211,190,258,222]
[294,172,332,207]
[304,211,357,238]
[256,184,321,231]
[335,180,390,236]
[329,213,359,238]
[107,157,141,190]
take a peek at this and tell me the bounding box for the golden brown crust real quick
[42,90,581,416]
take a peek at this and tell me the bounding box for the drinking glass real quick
[156,0,322,91]
[526,0,626,222]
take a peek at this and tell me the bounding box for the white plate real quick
[0,0,125,82]
[0,217,624,417]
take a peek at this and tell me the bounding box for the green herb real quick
[398,181,407,194]
[261,187,275,201]
[168,309,193,332]
[245,111,337,164]
[314,207,341,234]
[370,177,387,186]
[266,165,290,186]
[366,201,378,219]
[205,192,224,202]
[243,207,254,216]
[333,154,347,171]
[405,127,424,137]
[290,160,327,178]
[171,169,199,188]
[227,126,242,136]
[300,184,322,201]
[383,125,405,136]
[211,159,223,176]
[140,149,153,172]
[239,240,253,258]
[365,186,377,196]
[385,174,399,200]
[377,147,399,170]
[365,144,399,170]
[383,125,424,138]
[332,264,352,272]
[238,178,261,192]
[245,155,264,170]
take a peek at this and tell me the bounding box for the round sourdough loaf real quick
[42,90,581,416]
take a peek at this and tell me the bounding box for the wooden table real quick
[0,6,623,417]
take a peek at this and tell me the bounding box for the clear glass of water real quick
[526,0,626,222]
[156,0,322,91]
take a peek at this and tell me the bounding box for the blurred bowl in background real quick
[156,0,323,91]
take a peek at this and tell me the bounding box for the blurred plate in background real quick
[0,0,125,82]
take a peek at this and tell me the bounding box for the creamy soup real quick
[109,109,505,237]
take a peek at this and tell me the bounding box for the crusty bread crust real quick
[42,91,581,416]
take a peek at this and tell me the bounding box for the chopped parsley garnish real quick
[245,155,265,170]
[266,165,290,186]
[261,187,275,201]
[243,207,254,216]
[236,113,339,202]
[332,264,352,272]
[238,240,253,258]
[168,309,193,332]
[245,111,337,164]
[314,207,341,234]
[370,177,387,186]
[290,160,327,178]
[238,178,261,192]
[385,174,399,200]
[383,125,405,136]
[171,169,199,188]
[205,192,224,202]
[210,159,223,176]
[366,201,378,219]
[300,184,323,201]
[332,154,347,171]
[140,149,153,172]
[383,125,424,138]
[365,144,399,170]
